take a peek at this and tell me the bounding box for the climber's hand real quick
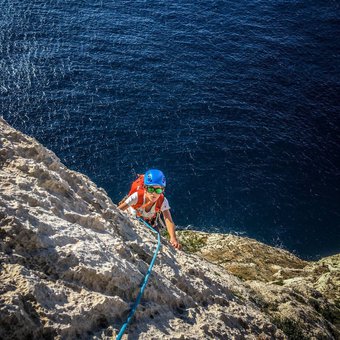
[170,237,182,250]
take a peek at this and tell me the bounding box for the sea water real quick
[1,0,339,259]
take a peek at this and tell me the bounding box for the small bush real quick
[179,232,207,253]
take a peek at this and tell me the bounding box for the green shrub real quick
[178,231,207,253]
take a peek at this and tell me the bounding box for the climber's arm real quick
[162,209,181,250]
[118,202,129,211]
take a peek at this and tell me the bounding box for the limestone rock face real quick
[0,117,338,339]
[178,231,340,338]
[177,231,308,282]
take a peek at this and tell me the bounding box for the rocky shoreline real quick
[1,117,339,339]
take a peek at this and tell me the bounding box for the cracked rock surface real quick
[0,117,338,339]
[178,231,340,338]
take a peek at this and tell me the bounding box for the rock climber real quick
[118,169,181,250]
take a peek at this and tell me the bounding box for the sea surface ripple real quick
[1,0,339,259]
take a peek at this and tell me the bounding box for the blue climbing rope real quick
[116,218,161,340]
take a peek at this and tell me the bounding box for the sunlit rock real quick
[0,117,338,339]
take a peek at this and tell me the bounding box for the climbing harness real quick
[116,217,161,340]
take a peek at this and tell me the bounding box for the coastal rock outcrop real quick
[178,231,340,338]
[0,117,339,339]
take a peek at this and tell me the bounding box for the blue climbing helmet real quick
[144,169,166,187]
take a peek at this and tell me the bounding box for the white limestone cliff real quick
[0,117,338,339]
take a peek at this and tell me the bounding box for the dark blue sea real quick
[1,0,339,260]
